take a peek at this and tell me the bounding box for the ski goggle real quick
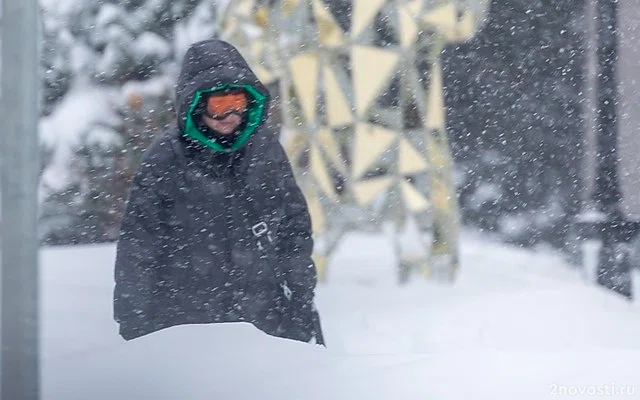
[205,92,249,119]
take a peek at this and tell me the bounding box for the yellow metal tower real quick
[219,0,489,283]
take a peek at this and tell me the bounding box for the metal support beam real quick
[591,0,635,299]
[0,0,41,398]
[594,0,621,206]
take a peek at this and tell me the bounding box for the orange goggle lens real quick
[206,93,248,117]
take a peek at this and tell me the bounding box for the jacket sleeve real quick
[113,155,169,339]
[273,143,318,304]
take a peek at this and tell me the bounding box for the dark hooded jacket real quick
[113,40,324,345]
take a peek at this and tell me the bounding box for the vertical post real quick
[593,0,633,299]
[594,0,621,207]
[1,0,41,398]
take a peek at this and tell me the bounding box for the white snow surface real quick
[42,232,640,399]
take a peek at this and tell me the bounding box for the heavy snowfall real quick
[1,0,640,399]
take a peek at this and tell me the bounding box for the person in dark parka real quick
[113,39,324,345]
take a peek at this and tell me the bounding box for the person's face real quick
[202,113,244,135]
[202,92,248,135]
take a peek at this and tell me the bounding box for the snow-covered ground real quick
[42,232,640,399]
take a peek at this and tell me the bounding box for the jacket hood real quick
[175,39,271,152]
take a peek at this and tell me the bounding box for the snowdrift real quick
[41,233,640,399]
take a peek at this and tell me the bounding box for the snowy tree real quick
[66,0,203,84]
[41,6,73,116]
[39,0,217,244]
